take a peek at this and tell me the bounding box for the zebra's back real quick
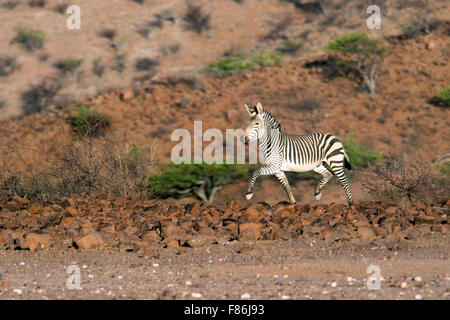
[279,131,345,172]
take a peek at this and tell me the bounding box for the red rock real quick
[405,229,420,240]
[198,226,215,237]
[0,232,10,248]
[4,196,28,212]
[58,198,76,208]
[238,223,261,241]
[414,215,440,225]
[21,233,51,251]
[272,227,292,241]
[160,222,183,238]
[358,226,376,240]
[186,236,206,248]
[60,217,79,227]
[80,223,97,235]
[64,207,78,216]
[165,239,179,248]
[142,230,160,242]
[426,40,436,50]
[273,204,294,223]
[374,226,388,237]
[241,204,266,223]
[385,206,398,215]
[74,232,103,249]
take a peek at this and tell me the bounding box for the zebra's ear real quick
[245,104,256,117]
[255,102,264,115]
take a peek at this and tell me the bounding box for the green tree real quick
[57,58,84,81]
[12,29,46,52]
[326,32,391,95]
[149,163,250,202]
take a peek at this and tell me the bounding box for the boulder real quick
[74,232,103,249]
[357,226,376,240]
[21,233,51,251]
[238,223,261,241]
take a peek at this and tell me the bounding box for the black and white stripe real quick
[244,102,353,205]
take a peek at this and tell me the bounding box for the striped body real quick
[244,103,353,205]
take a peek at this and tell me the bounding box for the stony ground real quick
[0,234,448,300]
[0,196,448,300]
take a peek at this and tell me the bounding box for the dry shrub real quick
[0,133,156,200]
[0,56,18,77]
[361,154,449,205]
[98,28,117,41]
[28,0,46,8]
[21,77,61,115]
[53,2,67,14]
[183,1,211,33]
[264,14,294,40]
[1,1,19,9]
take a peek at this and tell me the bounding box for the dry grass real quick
[361,154,449,205]
[0,133,156,200]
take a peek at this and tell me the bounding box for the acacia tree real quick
[149,163,249,203]
[326,32,391,96]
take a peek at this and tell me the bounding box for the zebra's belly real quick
[280,161,321,172]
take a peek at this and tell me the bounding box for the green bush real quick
[433,162,450,189]
[149,163,250,202]
[12,29,46,51]
[57,58,83,72]
[56,58,84,81]
[278,39,303,54]
[342,137,382,170]
[253,51,282,67]
[430,87,450,108]
[326,32,391,95]
[207,51,282,76]
[69,105,110,137]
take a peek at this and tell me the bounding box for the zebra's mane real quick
[263,110,281,131]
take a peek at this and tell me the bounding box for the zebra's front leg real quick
[246,165,280,200]
[275,171,296,204]
[245,169,261,200]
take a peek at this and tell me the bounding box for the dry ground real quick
[0,233,448,300]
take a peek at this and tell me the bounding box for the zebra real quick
[244,102,353,205]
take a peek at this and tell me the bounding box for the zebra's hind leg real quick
[275,171,296,204]
[312,164,334,200]
[329,164,353,206]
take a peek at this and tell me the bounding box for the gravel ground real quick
[0,233,448,300]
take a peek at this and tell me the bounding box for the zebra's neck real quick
[258,123,282,159]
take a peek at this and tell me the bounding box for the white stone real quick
[241,293,251,299]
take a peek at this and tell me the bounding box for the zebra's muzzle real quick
[240,135,249,145]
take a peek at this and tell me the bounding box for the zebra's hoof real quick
[315,193,322,200]
[245,193,253,200]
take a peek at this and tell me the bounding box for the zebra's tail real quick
[343,151,352,170]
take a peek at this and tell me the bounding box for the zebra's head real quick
[244,102,280,143]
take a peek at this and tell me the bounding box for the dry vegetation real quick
[361,154,449,205]
[0,133,155,201]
